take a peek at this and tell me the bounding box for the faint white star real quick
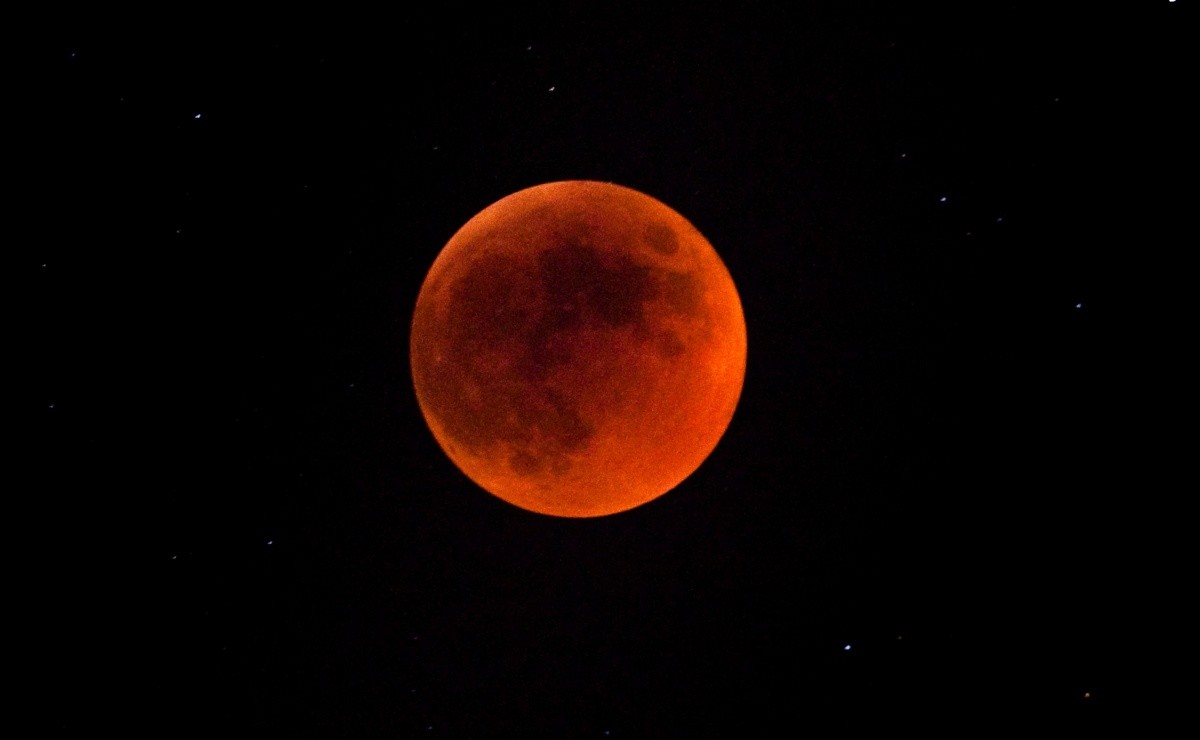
[548,86,556,92]
[843,644,852,651]
[939,196,947,203]
[1075,303,1083,309]
[194,113,202,119]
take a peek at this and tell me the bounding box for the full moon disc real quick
[410,180,746,517]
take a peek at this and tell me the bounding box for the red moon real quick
[410,181,746,517]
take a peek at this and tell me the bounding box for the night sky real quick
[31,3,1188,735]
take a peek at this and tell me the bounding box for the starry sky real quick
[30,3,1188,735]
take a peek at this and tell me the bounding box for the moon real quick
[410,180,746,517]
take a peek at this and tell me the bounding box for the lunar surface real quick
[410,180,746,517]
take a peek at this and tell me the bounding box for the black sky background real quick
[28,3,1189,735]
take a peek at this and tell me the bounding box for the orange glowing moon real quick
[410,180,746,517]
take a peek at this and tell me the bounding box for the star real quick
[939,196,948,203]
[193,113,202,119]
[843,644,852,651]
